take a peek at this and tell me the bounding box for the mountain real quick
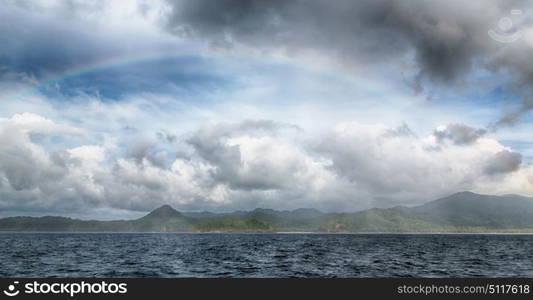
[328,192,533,232]
[141,204,183,219]
[2,192,533,232]
[0,205,191,232]
[134,205,189,232]
[405,191,533,228]
[290,208,323,218]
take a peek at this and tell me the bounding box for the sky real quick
[2,0,533,219]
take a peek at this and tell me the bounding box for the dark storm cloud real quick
[484,150,522,175]
[164,0,533,125]
[163,0,488,82]
[434,124,487,145]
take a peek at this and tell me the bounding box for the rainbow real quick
[6,46,357,101]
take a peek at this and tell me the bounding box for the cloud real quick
[1,113,530,217]
[490,95,533,128]
[3,1,533,218]
[0,1,523,122]
[312,122,527,205]
[5,0,533,132]
[7,113,84,136]
[126,136,166,167]
[434,123,486,145]
[484,149,522,175]
[156,131,177,143]
[0,114,73,203]
[186,120,305,191]
[163,0,533,126]
[0,0,198,100]
[163,0,491,81]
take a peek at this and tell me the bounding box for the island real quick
[2,192,533,233]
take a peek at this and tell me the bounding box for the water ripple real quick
[1,233,533,277]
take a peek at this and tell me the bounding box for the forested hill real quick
[2,192,533,233]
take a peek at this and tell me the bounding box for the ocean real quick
[1,233,532,277]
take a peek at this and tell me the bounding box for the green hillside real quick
[2,192,533,233]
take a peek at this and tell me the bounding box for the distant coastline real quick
[3,192,533,233]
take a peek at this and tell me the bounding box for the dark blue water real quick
[1,233,533,277]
